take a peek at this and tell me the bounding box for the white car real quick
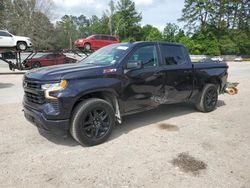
[211,57,224,62]
[0,30,32,51]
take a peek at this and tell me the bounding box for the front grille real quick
[24,80,45,104]
[26,82,41,89]
[25,91,45,104]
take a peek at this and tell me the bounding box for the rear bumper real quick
[23,105,70,137]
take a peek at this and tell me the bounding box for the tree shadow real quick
[110,103,195,140]
[110,100,226,141]
[37,101,226,147]
[0,83,14,89]
[38,129,78,147]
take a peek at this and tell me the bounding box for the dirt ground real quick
[0,62,250,188]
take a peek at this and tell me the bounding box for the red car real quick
[74,34,120,51]
[24,53,77,69]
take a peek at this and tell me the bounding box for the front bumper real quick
[23,104,70,137]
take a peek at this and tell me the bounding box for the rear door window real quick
[102,35,109,41]
[160,45,187,65]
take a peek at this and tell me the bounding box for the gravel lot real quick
[0,62,250,188]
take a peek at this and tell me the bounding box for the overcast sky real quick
[53,0,185,30]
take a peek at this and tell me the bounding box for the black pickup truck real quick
[23,42,228,146]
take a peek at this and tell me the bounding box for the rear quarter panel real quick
[191,62,228,99]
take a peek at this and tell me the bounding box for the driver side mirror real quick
[126,60,143,70]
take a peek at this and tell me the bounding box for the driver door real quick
[122,44,165,112]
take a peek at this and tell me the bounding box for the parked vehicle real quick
[23,42,228,146]
[0,30,32,51]
[199,58,220,63]
[75,34,120,51]
[234,57,242,62]
[23,53,77,69]
[211,57,224,62]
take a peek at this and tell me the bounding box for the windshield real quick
[86,35,94,39]
[79,44,130,66]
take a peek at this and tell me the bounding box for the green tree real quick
[2,0,56,50]
[180,0,250,55]
[115,0,142,39]
[0,0,4,28]
[107,0,115,35]
[55,15,78,50]
[219,35,239,55]
[141,25,155,40]
[77,15,90,38]
[163,23,179,42]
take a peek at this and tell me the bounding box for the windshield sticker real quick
[117,46,128,50]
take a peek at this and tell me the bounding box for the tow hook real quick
[225,82,239,95]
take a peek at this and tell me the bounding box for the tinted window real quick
[45,54,57,59]
[109,36,117,41]
[94,35,102,40]
[128,45,158,67]
[0,31,11,37]
[160,45,187,65]
[102,35,109,40]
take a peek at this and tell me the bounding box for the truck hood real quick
[24,63,107,81]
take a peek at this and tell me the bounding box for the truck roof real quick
[121,41,185,47]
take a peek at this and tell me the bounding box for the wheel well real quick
[32,61,41,67]
[17,41,27,45]
[206,77,222,91]
[72,91,121,123]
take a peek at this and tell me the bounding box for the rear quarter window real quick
[160,45,187,66]
[109,36,117,41]
[101,35,110,40]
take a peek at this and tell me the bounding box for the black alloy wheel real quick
[70,98,115,146]
[195,84,218,112]
[82,108,111,139]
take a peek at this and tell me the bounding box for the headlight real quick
[42,80,67,99]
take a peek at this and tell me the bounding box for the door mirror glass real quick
[126,60,143,70]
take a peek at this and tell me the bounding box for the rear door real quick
[55,54,65,64]
[109,36,117,44]
[122,44,165,112]
[159,44,193,103]
[102,35,111,46]
[42,54,57,66]
[0,31,15,47]
[93,35,102,49]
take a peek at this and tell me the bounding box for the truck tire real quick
[195,84,218,112]
[70,98,115,146]
[17,42,27,51]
